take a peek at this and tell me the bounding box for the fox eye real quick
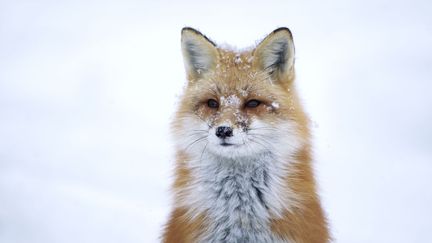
[207,99,219,108]
[245,99,261,108]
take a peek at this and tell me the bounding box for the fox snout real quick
[208,122,249,149]
[215,126,233,139]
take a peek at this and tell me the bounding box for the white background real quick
[1,0,431,242]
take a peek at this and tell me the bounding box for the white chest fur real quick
[180,153,295,243]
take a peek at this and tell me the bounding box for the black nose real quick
[215,126,233,139]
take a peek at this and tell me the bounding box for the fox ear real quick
[253,27,295,81]
[181,27,219,79]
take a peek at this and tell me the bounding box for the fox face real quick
[173,28,308,160]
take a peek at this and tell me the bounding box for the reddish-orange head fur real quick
[163,27,330,243]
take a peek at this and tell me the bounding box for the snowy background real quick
[0,0,431,242]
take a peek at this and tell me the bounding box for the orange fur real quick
[269,147,330,242]
[162,27,330,242]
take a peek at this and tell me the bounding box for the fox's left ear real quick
[181,27,219,80]
[253,27,295,82]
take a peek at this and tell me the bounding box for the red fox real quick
[162,27,330,243]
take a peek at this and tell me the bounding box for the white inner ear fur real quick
[181,29,219,78]
[254,30,295,79]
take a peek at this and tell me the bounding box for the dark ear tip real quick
[272,27,293,38]
[181,27,217,47]
[182,27,201,35]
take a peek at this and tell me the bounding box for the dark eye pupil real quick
[207,99,219,108]
[246,100,260,108]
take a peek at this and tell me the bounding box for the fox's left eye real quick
[245,99,261,108]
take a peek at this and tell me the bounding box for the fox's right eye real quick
[207,99,219,109]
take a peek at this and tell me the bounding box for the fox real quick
[162,27,330,243]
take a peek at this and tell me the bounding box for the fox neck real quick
[180,151,298,242]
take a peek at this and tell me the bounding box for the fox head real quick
[173,27,309,160]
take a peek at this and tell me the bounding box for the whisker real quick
[180,115,212,129]
[186,131,208,138]
[249,139,272,152]
[185,136,207,151]
[191,129,209,132]
[199,142,208,163]
[248,135,274,151]
[247,133,275,139]
[248,127,278,131]
[194,115,212,128]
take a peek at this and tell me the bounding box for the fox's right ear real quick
[253,27,295,82]
[181,27,219,79]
